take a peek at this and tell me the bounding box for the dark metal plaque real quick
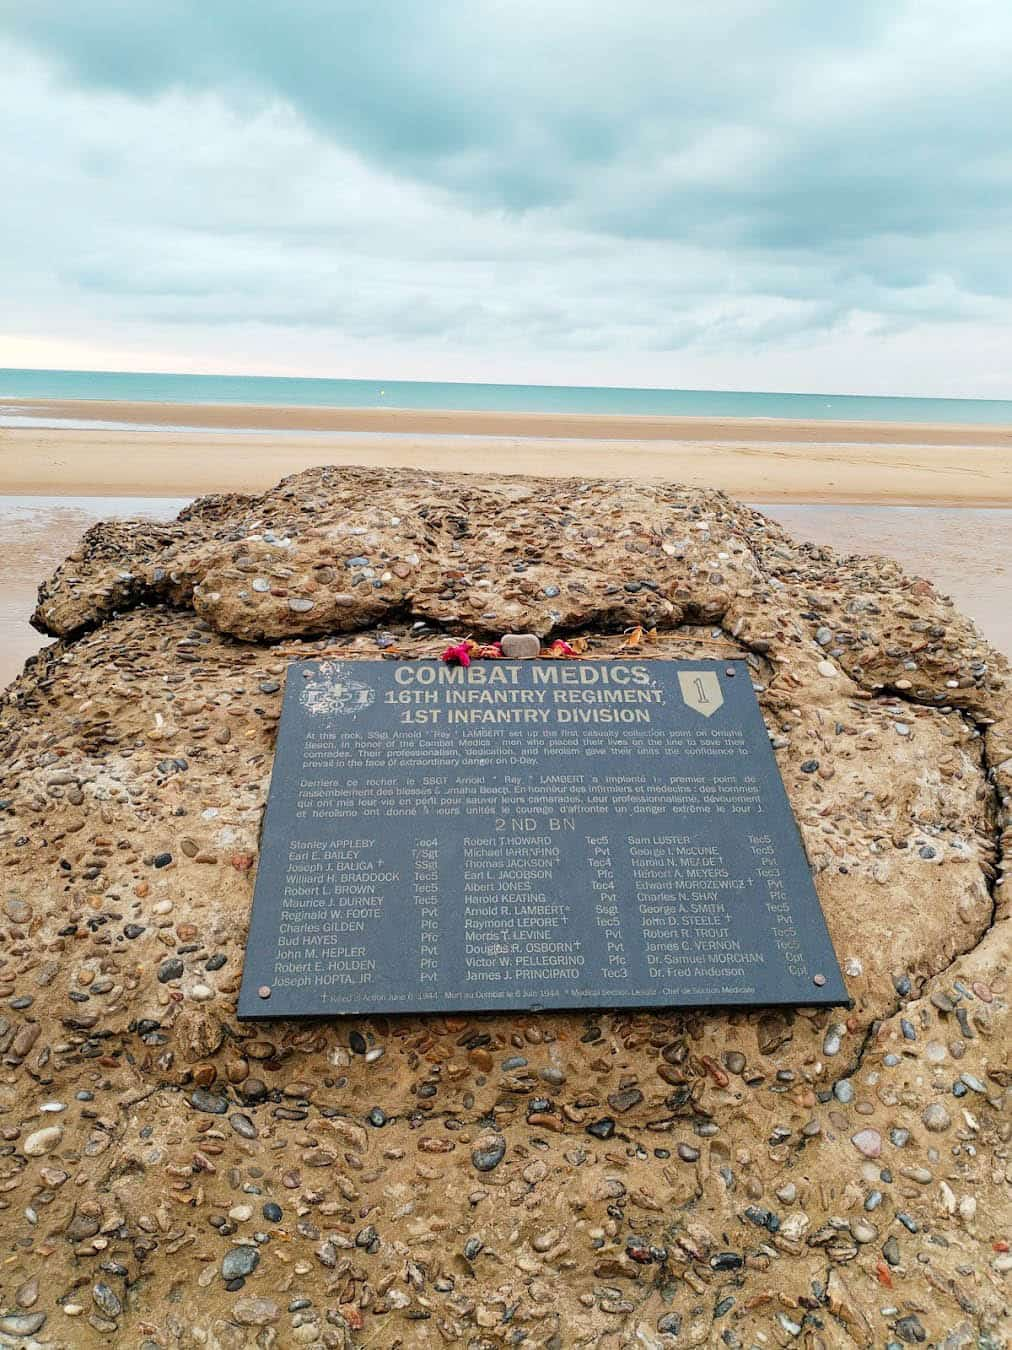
[238,659,848,1018]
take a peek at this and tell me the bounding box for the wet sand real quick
[0,496,189,684]
[3,495,1008,689]
[758,503,1012,658]
[2,400,1011,505]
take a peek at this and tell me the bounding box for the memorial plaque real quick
[238,659,848,1019]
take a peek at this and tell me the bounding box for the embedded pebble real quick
[851,1128,882,1158]
[922,1102,952,1132]
[23,1126,62,1156]
[92,1282,122,1319]
[471,1133,506,1172]
[222,1246,260,1280]
[0,1313,47,1337]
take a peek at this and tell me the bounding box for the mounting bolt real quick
[258,985,272,999]
[813,973,827,987]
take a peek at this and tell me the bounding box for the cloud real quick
[1,2,1010,392]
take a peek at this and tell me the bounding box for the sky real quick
[1,1,1010,396]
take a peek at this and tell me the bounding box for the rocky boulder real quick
[0,465,1007,1347]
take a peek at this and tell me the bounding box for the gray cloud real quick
[1,2,1010,391]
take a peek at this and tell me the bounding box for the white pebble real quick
[24,1125,62,1156]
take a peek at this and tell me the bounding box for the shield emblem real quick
[677,670,723,718]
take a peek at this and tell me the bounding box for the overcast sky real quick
[1,1,1010,395]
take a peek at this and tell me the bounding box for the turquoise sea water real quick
[2,367,1012,425]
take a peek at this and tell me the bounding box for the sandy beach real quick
[2,399,1011,504]
[2,400,1010,686]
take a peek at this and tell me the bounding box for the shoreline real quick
[2,400,1011,505]
[4,395,1012,443]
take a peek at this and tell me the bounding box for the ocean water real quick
[3,367,1012,425]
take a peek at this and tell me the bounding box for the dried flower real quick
[441,641,472,667]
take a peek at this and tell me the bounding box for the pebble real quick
[823,1024,844,1056]
[894,1313,926,1343]
[586,1118,615,1140]
[500,633,541,658]
[14,1278,38,1308]
[23,1125,62,1156]
[922,1102,951,1132]
[92,1282,122,1319]
[190,1088,229,1115]
[233,1297,280,1326]
[851,1129,882,1158]
[222,1246,260,1281]
[471,1133,506,1172]
[0,1313,47,1337]
[710,1252,743,1271]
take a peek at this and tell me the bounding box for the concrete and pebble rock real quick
[0,465,1007,1346]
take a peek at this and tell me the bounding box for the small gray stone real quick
[0,1313,47,1337]
[500,633,541,659]
[233,1296,280,1326]
[471,1132,506,1172]
[922,1102,951,1132]
[92,1282,122,1319]
[190,1088,229,1114]
[222,1246,260,1280]
[895,1312,926,1343]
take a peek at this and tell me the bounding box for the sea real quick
[3,367,1012,425]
